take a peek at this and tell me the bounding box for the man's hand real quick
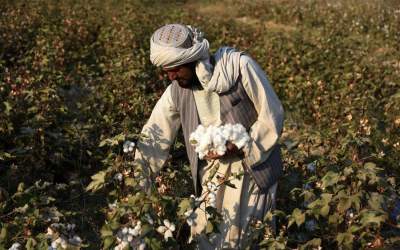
[203,142,244,161]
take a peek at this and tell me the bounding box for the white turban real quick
[150,24,210,69]
[150,24,214,88]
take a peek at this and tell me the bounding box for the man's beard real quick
[175,76,201,89]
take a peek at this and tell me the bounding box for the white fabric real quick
[192,158,278,249]
[195,58,214,90]
[205,47,242,93]
[150,25,210,69]
[193,87,221,127]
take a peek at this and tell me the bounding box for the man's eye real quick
[167,68,180,73]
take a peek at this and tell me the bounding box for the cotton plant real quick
[8,243,21,250]
[156,219,176,241]
[123,140,136,153]
[114,172,123,182]
[46,223,82,249]
[184,209,196,226]
[181,181,220,228]
[190,194,202,207]
[114,221,144,250]
[206,182,219,208]
[189,123,250,159]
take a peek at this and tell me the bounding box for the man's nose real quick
[167,71,177,81]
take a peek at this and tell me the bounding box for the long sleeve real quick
[134,84,181,175]
[239,55,284,168]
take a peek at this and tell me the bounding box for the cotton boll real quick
[198,151,207,160]
[9,243,21,250]
[215,145,226,155]
[70,235,82,245]
[234,134,250,149]
[200,133,212,148]
[138,242,146,250]
[190,123,250,159]
[133,228,140,236]
[156,226,166,234]
[196,124,206,134]
[213,133,226,149]
[221,124,233,139]
[127,235,133,242]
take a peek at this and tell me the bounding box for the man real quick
[134,24,284,249]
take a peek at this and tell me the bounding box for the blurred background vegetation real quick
[0,0,399,249]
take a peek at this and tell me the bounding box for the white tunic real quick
[134,54,284,248]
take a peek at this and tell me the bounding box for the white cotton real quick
[156,226,166,234]
[145,214,154,225]
[70,235,82,245]
[138,242,146,250]
[157,220,176,241]
[51,241,58,249]
[9,243,21,250]
[164,230,173,240]
[127,235,133,242]
[190,123,250,159]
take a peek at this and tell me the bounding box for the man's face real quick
[163,63,195,88]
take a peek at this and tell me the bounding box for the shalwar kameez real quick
[134,24,284,249]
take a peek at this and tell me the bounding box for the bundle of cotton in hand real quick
[189,123,250,159]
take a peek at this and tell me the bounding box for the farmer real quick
[134,24,284,249]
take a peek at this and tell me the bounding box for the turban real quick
[150,24,214,89]
[150,24,210,69]
[150,24,241,94]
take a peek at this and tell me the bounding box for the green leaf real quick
[224,181,236,189]
[299,238,321,250]
[124,178,136,187]
[206,221,213,234]
[321,193,333,205]
[140,224,152,236]
[100,225,113,237]
[86,171,107,192]
[0,225,8,241]
[103,236,115,249]
[145,237,162,250]
[328,213,341,225]
[336,232,354,248]
[337,197,352,213]
[360,211,386,227]
[0,152,13,161]
[25,238,36,250]
[207,163,220,182]
[368,192,384,211]
[3,102,12,115]
[321,171,339,189]
[178,198,191,216]
[320,205,330,217]
[291,208,305,227]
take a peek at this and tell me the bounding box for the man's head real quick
[163,61,197,88]
[149,24,210,87]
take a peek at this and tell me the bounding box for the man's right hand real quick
[203,142,244,161]
[203,151,221,161]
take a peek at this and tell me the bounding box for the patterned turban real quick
[150,24,210,69]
